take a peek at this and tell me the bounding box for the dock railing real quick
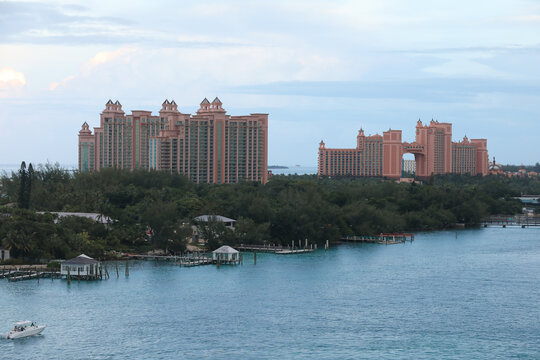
[341,233,414,244]
[483,215,540,227]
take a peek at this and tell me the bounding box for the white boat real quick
[7,321,46,339]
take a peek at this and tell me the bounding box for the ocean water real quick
[270,166,317,175]
[1,227,539,359]
[0,165,312,176]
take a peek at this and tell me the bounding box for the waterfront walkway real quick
[483,215,540,227]
[0,266,61,282]
[126,253,241,266]
[341,233,414,244]
[236,244,316,254]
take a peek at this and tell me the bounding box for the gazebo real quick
[212,246,239,262]
[61,254,101,279]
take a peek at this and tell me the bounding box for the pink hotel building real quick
[79,98,269,184]
[318,119,489,179]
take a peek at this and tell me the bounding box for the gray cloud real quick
[0,1,242,47]
[0,1,130,36]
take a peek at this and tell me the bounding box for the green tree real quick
[17,161,28,208]
[197,217,229,251]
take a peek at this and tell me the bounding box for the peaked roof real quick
[171,100,176,105]
[63,254,99,265]
[200,98,210,105]
[194,215,236,223]
[212,97,222,104]
[163,99,169,105]
[114,100,120,105]
[213,245,239,254]
[106,99,113,105]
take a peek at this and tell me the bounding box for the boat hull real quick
[7,325,46,339]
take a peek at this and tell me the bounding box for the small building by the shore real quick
[0,247,10,261]
[38,211,113,225]
[212,245,239,262]
[61,254,101,278]
[194,215,236,229]
[193,215,236,244]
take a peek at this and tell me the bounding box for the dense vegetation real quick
[1,163,537,262]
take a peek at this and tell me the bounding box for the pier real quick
[8,271,61,282]
[236,244,316,254]
[0,266,61,282]
[340,233,414,244]
[126,253,241,266]
[483,215,540,227]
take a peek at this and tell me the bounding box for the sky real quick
[0,0,539,167]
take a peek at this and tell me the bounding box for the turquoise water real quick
[1,227,539,359]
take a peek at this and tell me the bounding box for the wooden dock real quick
[8,271,61,282]
[341,233,414,244]
[483,215,540,227]
[236,244,316,254]
[0,266,61,282]
[177,257,214,267]
[275,249,315,255]
[126,253,240,266]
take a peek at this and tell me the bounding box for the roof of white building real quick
[194,215,236,223]
[212,245,239,254]
[38,211,112,224]
[63,254,99,265]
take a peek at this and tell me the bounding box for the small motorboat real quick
[7,321,46,339]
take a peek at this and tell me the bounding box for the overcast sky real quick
[1,0,539,167]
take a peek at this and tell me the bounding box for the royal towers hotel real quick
[78,98,269,184]
[318,119,488,179]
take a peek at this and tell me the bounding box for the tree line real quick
[0,162,534,262]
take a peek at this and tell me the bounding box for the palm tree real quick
[3,229,35,256]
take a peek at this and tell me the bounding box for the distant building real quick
[193,215,236,229]
[402,159,416,174]
[37,211,112,224]
[193,215,236,244]
[318,119,489,179]
[79,98,269,184]
[489,157,504,175]
[1,247,10,261]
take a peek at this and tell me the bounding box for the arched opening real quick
[402,153,415,178]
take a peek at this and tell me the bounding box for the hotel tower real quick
[318,119,488,179]
[79,98,269,184]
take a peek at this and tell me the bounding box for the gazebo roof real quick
[63,254,99,265]
[212,245,239,254]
